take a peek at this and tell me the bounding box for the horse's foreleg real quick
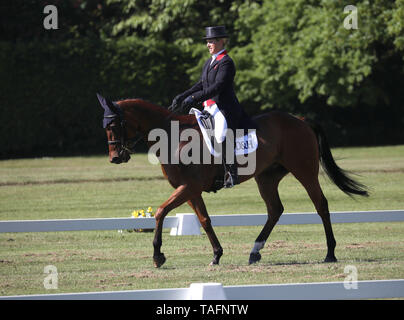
[188,196,223,266]
[153,184,190,268]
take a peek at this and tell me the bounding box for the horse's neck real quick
[121,99,171,134]
[118,99,198,145]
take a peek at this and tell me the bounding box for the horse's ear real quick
[106,98,121,115]
[97,93,119,128]
[97,93,121,114]
[96,93,108,111]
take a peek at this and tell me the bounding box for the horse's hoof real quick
[153,253,166,268]
[249,252,261,265]
[209,249,223,266]
[209,260,219,266]
[324,255,337,263]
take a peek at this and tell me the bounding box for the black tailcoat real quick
[179,52,243,130]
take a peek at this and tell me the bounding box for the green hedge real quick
[0,37,191,158]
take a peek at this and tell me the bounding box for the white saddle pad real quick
[189,104,258,157]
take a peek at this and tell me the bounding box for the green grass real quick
[0,145,403,296]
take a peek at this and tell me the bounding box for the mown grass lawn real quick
[0,145,403,296]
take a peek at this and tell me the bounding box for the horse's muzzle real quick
[110,156,122,164]
[110,150,131,164]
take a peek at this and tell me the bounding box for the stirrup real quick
[223,169,238,188]
[224,171,234,188]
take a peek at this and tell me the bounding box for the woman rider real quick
[169,26,246,188]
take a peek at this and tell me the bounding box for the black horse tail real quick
[307,121,369,197]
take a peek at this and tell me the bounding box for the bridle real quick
[106,114,143,155]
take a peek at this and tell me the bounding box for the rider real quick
[169,26,244,188]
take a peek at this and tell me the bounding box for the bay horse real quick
[96,94,368,268]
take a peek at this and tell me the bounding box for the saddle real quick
[190,105,258,157]
[189,105,258,191]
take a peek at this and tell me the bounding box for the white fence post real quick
[188,283,227,300]
[170,213,201,236]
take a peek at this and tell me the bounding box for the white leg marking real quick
[251,241,265,254]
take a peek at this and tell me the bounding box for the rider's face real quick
[206,38,225,55]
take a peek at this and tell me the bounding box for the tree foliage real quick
[104,0,240,44]
[1,0,404,157]
[233,0,404,110]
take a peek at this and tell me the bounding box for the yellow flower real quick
[132,210,139,218]
[146,207,154,217]
[140,209,145,217]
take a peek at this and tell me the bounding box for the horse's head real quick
[97,93,131,164]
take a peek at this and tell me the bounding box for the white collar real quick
[211,49,226,61]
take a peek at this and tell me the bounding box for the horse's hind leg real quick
[249,165,288,264]
[293,172,337,262]
[188,196,223,265]
[306,180,337,262]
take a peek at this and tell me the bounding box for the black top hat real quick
[203,26,229,39]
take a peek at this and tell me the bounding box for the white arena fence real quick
[1,280,404,300]
[0,210,403,235]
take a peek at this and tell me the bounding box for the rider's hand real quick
[181,95,195,110]
[168,94,183,112]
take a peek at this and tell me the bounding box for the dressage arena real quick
[1,210,404,300]
[1,146,404,300]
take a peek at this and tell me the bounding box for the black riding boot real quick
[200,111,239,188]
[222,134,239,188]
